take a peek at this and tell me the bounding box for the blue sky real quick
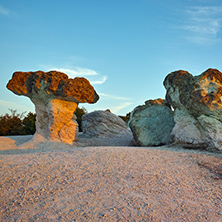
[0,0,222,116]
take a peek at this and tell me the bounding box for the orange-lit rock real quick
[7,70,99,144]
[145,98,170,107]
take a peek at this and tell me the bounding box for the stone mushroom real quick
[7,70,99,144]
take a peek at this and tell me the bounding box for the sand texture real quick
[0,136,222,221]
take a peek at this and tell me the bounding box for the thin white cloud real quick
[0,100,32,113]
[40,65,107,85]
[181,6,222,44]
[183,20,221,35]
[90,93,134,113]
[111,102,134,114]
[185,35,218,44]
[99,93,133,101]
[0,5,9,16]
[49,67,99,78]
[186,6,222,16]
[90,76,108,85]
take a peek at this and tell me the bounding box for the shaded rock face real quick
[7,71,99,144]
[81,110,133,139]
[164,68,222,151]
[129,99,175,146]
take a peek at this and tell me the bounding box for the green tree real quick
[119,112,131,124]
[0,113,11,135]
[0,109,25,136]
[0,107,87,135]
[75,106,87,132]
[22,112,36,135]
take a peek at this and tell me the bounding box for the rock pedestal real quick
[7,71,99,144]
[34,99,78,143]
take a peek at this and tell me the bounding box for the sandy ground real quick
[0,136,222,221]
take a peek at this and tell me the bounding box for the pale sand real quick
[0,136,221,221]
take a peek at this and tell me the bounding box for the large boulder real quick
[81,110,133,138]
[129,99,175,146]
[7,71,99,144]
[164,68,222,151]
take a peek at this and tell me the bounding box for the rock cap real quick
[7,70,99,104]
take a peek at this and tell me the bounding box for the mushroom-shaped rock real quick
[164,68,222,151]
[7,71,99,144]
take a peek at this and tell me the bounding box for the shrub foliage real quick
[75,106,87,132]
[0,107,87,136]
[0,109,36,136]
[22,112,36,135]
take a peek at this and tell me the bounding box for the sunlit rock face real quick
[7,71,99,144]
[164,68,222,151]
[129,99,175,146]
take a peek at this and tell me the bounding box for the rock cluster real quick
[129,69,222,151]
[6,68,222,152]
[7,71,99,144]
[164,68,222,151]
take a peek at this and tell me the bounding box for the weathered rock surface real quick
[164,68,222,151]
[129,99,175,146]
[7,71,99,144]
[81,110,133,142]
[145,98,169,106]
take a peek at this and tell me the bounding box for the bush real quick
[119,112,131,124]
[75,107,87,132]
[22,112,36,135]
[0,109,36,136]
[0,109,25,136]
[0,107,87,136]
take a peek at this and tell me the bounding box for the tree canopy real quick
[0,107,88,136]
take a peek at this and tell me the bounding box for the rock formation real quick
[129,99,175,146]
[164,68,222,151]
[7,71,99,144]
[145,98,168,106]
[81,110,133,138]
